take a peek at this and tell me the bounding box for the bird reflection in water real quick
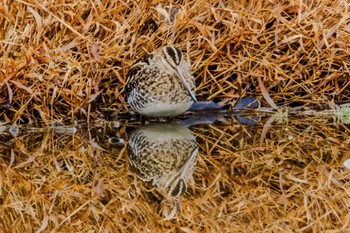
[127,122,198,197]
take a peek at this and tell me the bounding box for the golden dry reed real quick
[1,0,350,123]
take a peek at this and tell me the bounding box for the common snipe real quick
[128,123,198,197]
[126,46,197,117]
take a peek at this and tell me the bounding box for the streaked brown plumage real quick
[126,46,196,117]
[127,123,198,197]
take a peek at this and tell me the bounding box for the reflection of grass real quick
[194,116,350,232]
[335,104,350,124]
[0,118,349,231]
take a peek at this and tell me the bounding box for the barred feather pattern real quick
[128,123,198,197]
[125,47,196,117]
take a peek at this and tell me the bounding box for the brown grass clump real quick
[1,0,350,122]
[0,116,349,232]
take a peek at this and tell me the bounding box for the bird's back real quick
[126,49,196,117]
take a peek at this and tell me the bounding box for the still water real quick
[0,113,349,232]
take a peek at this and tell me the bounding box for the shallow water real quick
[0,114,349,232]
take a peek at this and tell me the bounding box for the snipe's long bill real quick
[126,46,197,117]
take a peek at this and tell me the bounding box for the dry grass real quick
[1,0,350,123]
[0,116,349,232]
[1,0,350,232]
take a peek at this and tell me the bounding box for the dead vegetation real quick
[1,0,350,232]
[1,0,350,123]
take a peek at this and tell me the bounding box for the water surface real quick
[0,114,349,232]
